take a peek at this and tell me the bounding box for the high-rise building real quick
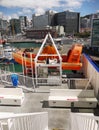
[19,16,28,32]
[91,18,99,47]
[80,13,99,33]
[32,10,55,29]
[80,17,91,32]
[10,19,21,35]
[81,18,90,28]
[0,18,8,33]
[54,11,80,35]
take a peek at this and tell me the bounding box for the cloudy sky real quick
[0,0,99,20]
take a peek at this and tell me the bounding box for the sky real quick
[0,0,99,20]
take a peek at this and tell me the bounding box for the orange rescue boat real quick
[13,43,83,71]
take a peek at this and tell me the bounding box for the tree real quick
[74,31,90,38]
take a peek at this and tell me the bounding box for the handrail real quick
[0,112,48,130]
[71,113,99,130]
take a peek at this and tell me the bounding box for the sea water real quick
[2,42,42,73]
[10,42,41,49]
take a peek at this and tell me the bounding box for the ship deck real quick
[0,80,94,130]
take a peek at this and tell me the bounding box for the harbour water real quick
[10,42,41,49]
[2,42,42,73]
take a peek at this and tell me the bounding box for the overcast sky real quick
[0,0,99,20]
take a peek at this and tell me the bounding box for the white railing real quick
[71,113,99,130]
[0,69,62,86]
[0,68,62,93]
[0,121,3,130]
[36,77,61,86]
[0,69,35,90]
[0,112,48,130]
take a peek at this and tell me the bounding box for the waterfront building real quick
[19,16,28,32]
[26,28,57,39]
[10,19,21,35]
[54,11,80,35]
[26,25,65,39]
[0,18,8,36]
[32,10,55,29]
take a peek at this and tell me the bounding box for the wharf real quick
[7,38,43,43]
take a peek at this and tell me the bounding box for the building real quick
[80,18,90,28]
[26,29,57,39]
[0,18,8,36]
[10,19,21,35]
[32,10,55,29]
[19,16,28,32]
[80,18,91,32]
[91,18,99,47]
[80,13,99,33]
[53,26,65,36]
[54,11,80,35]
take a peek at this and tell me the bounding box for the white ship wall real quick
[82,54,99,98]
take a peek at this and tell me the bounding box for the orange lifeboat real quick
[13,44,83,71]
